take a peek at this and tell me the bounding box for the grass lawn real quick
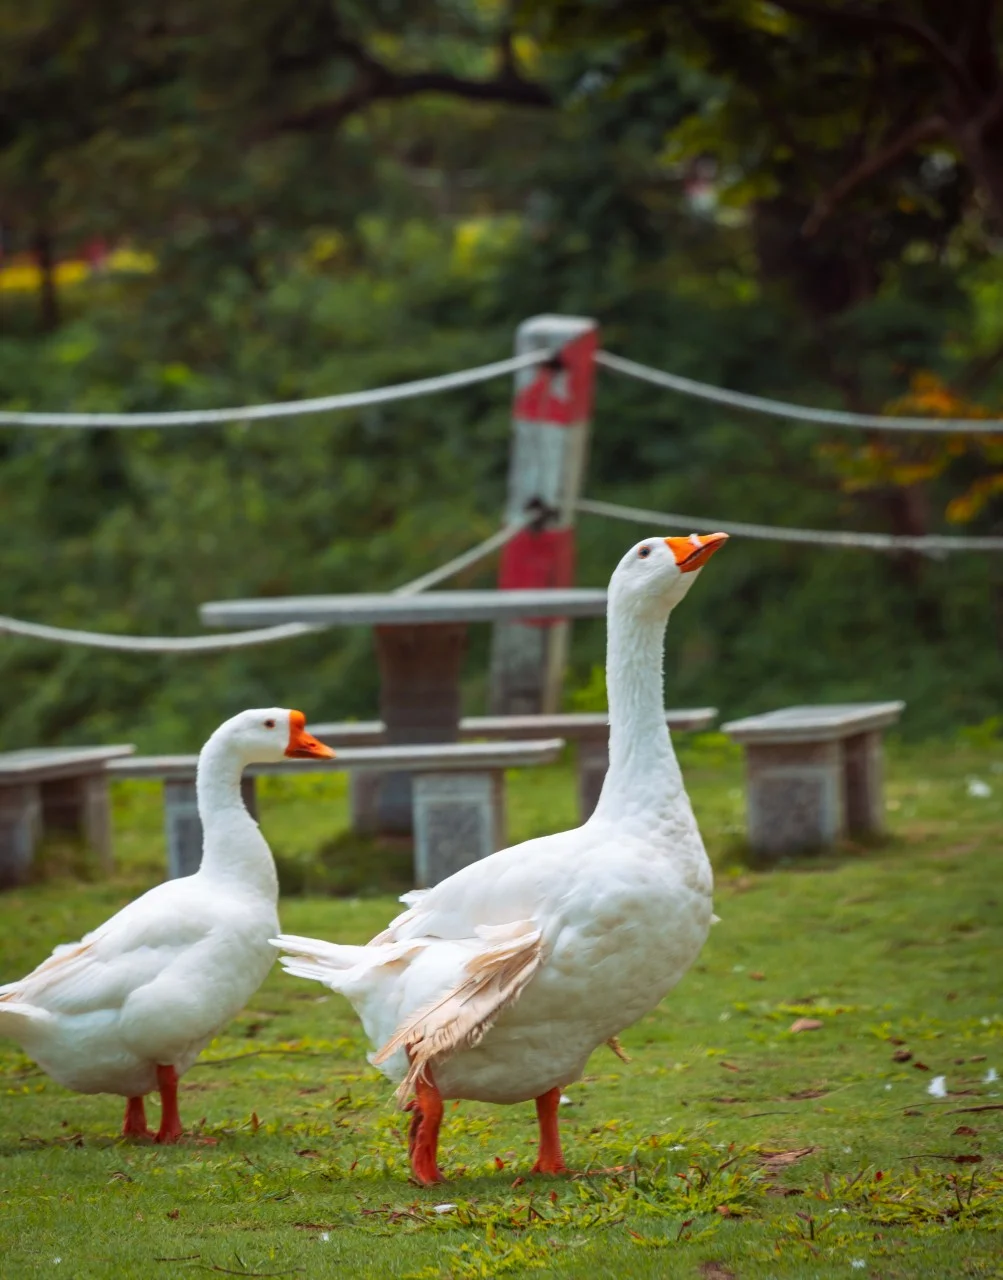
[1,735,1001,1278]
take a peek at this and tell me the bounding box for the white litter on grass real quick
[434,1204,457,1215]
[928,1075,948,1098]
[559,1094,573,1105]
[843,1146,852,1153]
[966,778,992,798]
[985,1067,999,1084]
[884,1083,893,1090]
[851,1262,866,1271]
[719,1011,731,1022]
[320,1233,330,1242]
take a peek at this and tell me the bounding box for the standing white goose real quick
[274,533,727,1183]
[0,707,333,1142]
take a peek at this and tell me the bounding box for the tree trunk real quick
[33,229,59,331]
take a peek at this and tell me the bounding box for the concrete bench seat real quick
[108,739,564,888]
[309,708,717,824]
[721,702,905,857]
[0,745,134,888]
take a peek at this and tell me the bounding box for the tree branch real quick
[276,37,553,134]
[768,0,978,100]
[802,113,947,235]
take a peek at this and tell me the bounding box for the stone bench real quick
[107,739,564,888]
[310,708,717,826]
[0,745,135,888]
[721,702,905,857]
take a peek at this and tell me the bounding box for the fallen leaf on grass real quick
[787,1088,827,1100]
[749,971,765,981]
[758,1146,818,1171]
[295,1150,323,1159]
[892,1049,913,1063]
[952,1126,978,1137]
[699,1265,737,1280]
[606,1036,632,1063]
[789,1018,823,1033]
[913,1061,930,1072]
[720,1062,741,1072]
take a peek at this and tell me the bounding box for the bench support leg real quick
[40,772,114,873]
[349,772,381,836]
[843,730,885,836]
[163,777,257,878]
[412,771,503,888]
[744,740,844,857]
[374,623,467,837]
[576,738,608,821]
[0,783,42,889]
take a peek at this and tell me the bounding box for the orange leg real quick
[531,1087,567,1175]
[154,1064,184,1144]
[403,1099,423,1160]
[409,1072,444,1185]
[122,1095,154,1139]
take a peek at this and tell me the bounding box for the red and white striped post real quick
[489,315,598,715]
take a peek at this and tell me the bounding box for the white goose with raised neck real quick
[195,709,334,892]
[591,532,728,831]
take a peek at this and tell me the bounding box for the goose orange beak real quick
[285,710,335,759]
[665,532,729,573]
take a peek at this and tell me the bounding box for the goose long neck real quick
[593,602,684,819]
[195,736,277,898]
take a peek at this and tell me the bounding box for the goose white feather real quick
[0,707,333,1138]
[273,533,727,1174]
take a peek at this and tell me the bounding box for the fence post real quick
[488,315,598,715]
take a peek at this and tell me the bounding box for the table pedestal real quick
[0,783,42,888]
[373,622,468,835]
[40,773,114,873]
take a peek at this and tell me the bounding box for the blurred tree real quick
[0,0,1000,747]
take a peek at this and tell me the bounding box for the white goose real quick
[275,533,727,1183]
[0,707,333,1142]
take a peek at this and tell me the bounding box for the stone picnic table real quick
[722,701,905,857]
[199,588,608,835]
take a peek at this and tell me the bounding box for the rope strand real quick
[596,349,1003,434]
[0,351,548,428]
[0,520,529,653]
[577,497,1003,553]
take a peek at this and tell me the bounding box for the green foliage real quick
[1,0,1002,749]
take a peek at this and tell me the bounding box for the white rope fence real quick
[0,351,548,428]
[577,497,1003,554]
[0,519,530,653]
[3,343,1001,435]
[596,350,1003,435]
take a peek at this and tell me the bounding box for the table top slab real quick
[309,709,718,745]
[200,588,608,628]
[0,745,134,785]
[107,739,566,782]
[722,702,905,744]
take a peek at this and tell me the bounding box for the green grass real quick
[1,737,1001,1278]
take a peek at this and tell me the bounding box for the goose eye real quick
[264,718,276,729]
[638,545,652,559]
